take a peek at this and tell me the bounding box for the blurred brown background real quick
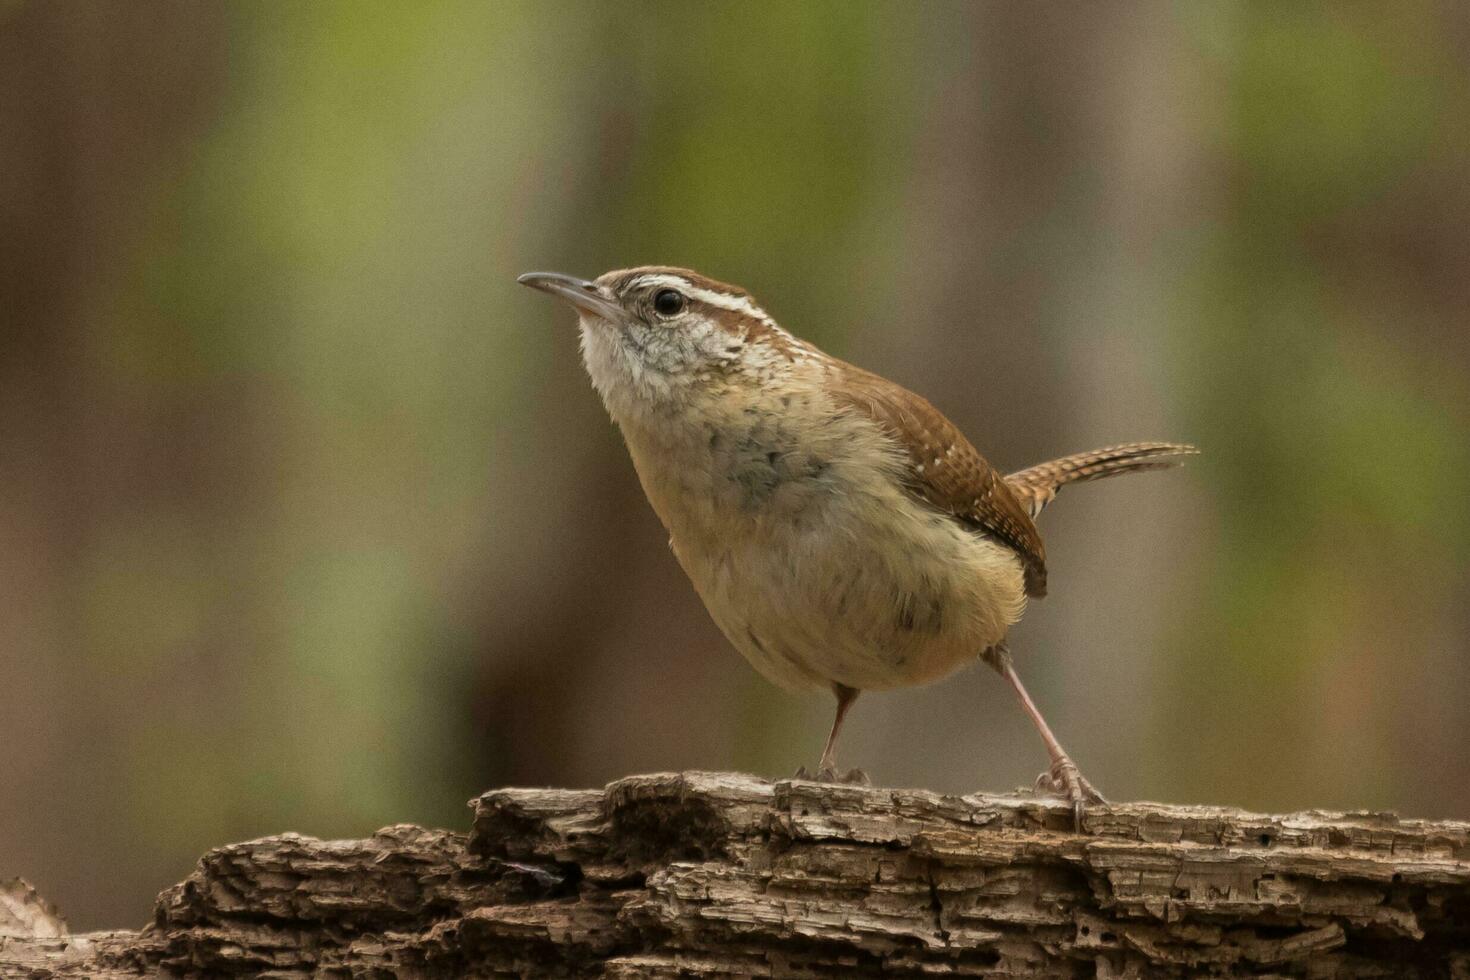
[3,1,1468,931]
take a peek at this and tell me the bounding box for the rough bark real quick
[2,772,1468,978]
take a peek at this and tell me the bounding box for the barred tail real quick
[1004,442,1199,518]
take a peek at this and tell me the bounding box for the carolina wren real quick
[519,266,1196,810]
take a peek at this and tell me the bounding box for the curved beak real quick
[517,271,625,323]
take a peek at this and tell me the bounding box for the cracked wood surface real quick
[2,772,1468,977]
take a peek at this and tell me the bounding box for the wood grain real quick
[3,773,1468,977]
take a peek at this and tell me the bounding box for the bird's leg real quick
[984,644,1104,825]
[794,683,869,785]
[817,682,860,778]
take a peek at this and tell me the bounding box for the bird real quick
[518,265,1196,811]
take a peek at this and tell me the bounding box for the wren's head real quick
[517,266,815,416]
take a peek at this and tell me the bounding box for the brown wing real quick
[829,362,1049,597]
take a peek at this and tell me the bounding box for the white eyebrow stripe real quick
[631,274,777,327]
[628,274,689,292]
[685,285,776,325]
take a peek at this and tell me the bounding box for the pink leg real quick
[795,684,870,785]
[818,683,860,773]
[987,645,1104,821]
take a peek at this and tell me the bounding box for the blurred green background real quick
[3,1,1467,930]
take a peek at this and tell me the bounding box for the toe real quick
[792,766,871,785]
[1036,761,1107,821]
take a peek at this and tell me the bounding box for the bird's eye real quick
[653,289,685,317]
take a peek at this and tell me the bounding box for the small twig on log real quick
[2,773,1468,977]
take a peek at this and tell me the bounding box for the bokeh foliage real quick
[1,1,1466,930]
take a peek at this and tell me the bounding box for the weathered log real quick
[2,772,1468,977]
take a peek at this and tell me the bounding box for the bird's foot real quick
[793,765,872,786]
[1034,756,1106,830]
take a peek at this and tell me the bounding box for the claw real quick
[992,653,1107,831]
[793,765,872,785]
[1035,757,1106,831]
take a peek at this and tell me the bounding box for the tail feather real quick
[1005,442,1199,518]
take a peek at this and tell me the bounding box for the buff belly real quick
[679,506,1025,692]
[623,417,1029,694]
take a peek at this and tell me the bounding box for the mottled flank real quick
[829,360,1052,596]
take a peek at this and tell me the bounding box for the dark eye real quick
[653,289,685,317]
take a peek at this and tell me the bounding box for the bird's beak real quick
[517,272,625,323]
